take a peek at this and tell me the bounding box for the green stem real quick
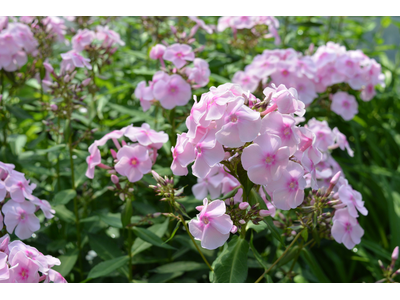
[128,228,133,282]
[68,126,83,281]
[179,214,213,272]
[255,229,304,283]
[56,118,61,191]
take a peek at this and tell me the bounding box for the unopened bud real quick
[110,47,118,55]
[50,104,58,111]
[43,62,54,73]
[239,202,249,210]
[378,260,384,269]
[259,210,271,217]
[110,149,117,159]
[239,219,246,225]
[111,175,119,184]
[153,212,161,218]
[195,205,204,211]
[119,193,125,201]
[152,170,166,186]
[230,225,238,234]
[70,71,77,80]
[330,171,341,186]
[392,246,399,261]
[64,74,70,83]
[42,80,53,87]
[82,78,91,86]
[128,188,134,192]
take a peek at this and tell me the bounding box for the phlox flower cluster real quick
[0,234,67,283]
[60,25,125,74]
[19,16,67,42]
[298,118,367,249]
[135,42,210,111]
[0,17,38,71]
[85,123,168,185]
[232,42,385,120]
[217,16,280,44]
[0,162,55,240]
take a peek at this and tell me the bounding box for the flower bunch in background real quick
[0,234,66,283]
[0,162,55,240]
[135,41,210,111]
[233,42,385,121]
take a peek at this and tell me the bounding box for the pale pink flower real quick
[3,51,27,72]
[60,51,92,73]
[149,44,166,60]
[4,170,36,202]
[263,84,305,116]
[192,166,225,200]
[31,197,55,219]
[85,143,101,179]
[188,16,213,34]
[215,98,261,147]
[96,26,125,47]
[332,127,354,157]
[331,91,358,121]
[2,200,40,240]
[171,133,195,176]
[306,118,335,152]
[7,250,40,283]
[0,252,8,281]
[134,80,154,111]
[42,16,66,42]
[125,123,168,150]
[332,208,364,250]
[0,181,6,202]
[272,161,306,210]
[338,185,368,218]
[242,132,290,185]
[0,161,15,180]
[6,22,37,53]
[163,43,194,69]
[232,71,259,93]
[360,83,376,102]
[186,58,210,88]
[72,29,95,52]
[44,269,67,283]
[259,187,276,217]
[115,144,152,182]
[153,74,191,109]
[0,17,8,31]
[188,199,233,250]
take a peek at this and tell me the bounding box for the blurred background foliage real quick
[0,16,399,283]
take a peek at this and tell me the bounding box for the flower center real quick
[130,158,138,166]
[19,268,28,280]
[282,69,289,77]
[20,213,26,220]
[265,155,275,165]
[288,180,298,191]
[346,60,353,67]
[342,101,350,108]
[196,145,202,154]
[202,216,210,224]
[345,222,352,232]
[229,114,238,123]
[283,127,291,137]
[176,52,183,58]
[169,85,178,94]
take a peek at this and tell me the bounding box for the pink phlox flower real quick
[263,84,305,116]
[2,200,40,240]
[0,234,10,254]
[114,144,152,182]
[360,83,376,102]
[186,58,210,88]
[232,71,259,93]
[95,125,132,147]
[7,250,40,283]
[306,118,335,152]
[331,127,354,157]
[134,81,154,112]
[290,76,317,106]
[171,133,196,176]
[149,44,166,60]
[331,91,358,121]
[0,30,21,55]
[335,50,363,79]
[192,129,225,179]
[0,161,15,180]
[0,181,6,203]
[163,43,194,69]
[217,17,233,32]
[44,269,67,283]
[188,199,233,250]
[331,208,364,250]
[338,185,368,218]
[0,251,9,281]
[192,165,225,200]
[242,132,290,185]
[0,16,8,31]
[124,123,168,150]
[96,26,125,47]
[188,16,214,34]
[272,161,306,210]
[6,22,37,53]
[60,50,92,73]
[4,170,36,202]
[215,97,261,147]
[42,16,66,42]
[301,147,322,190]
[260,111,300,155]
[31,196,55,219]
[85,143,101,179]
[72,29,95,52]
[153,74,191,109]
[3,50,27,72]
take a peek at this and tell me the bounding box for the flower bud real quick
[195,205,204,211]
[378,260,384,269]
[153,212,161,218]
[239,202,249,210]
[82,78,91,86]
[239,219,246,225]
[259,210,271,217]
[119,193,125,201]
[149,44,166,60]
[50,104,58,111]
[330,171,341,186]
[43,62,54,73]
[64,75,70,83]
[152,170,166,186]
[111,175,119,184]
[42,80,53,87]
[392,246,399,261]
[230,225,238,234]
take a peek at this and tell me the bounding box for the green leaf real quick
[148,272,184,283]
[6,105,33,119]
[263,217,285,246]
[52,250,78,277]
[219,186,240,200]
[88,256,129,279]
[131,218,169,256]
[121,198,133,228]
[99,213,123,228]
[236,161,254,200]
[152,261,208,273]
[266,275,273,283]
[300,248,330,283]
[249,231,268,270]
[88,233,124,261]
[163,221,180,244]
[212,236,249,283]
[132,227,175,250]
[52,189,76,206]
[54,205,75,223]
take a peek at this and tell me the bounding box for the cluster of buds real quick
[225,201,266,232]
[376,246,399,283]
